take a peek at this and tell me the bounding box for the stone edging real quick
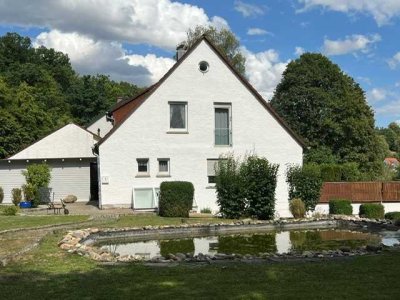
[58,216,400,263]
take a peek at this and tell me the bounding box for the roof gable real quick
[9,123,98,160]
[99,36,305,148]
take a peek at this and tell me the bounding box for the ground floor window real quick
[133,187,159,209]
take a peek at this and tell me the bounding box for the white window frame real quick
[132,187,159,210]
[214,103,232,146]
[168,101,188,133]
[136,158,150,177]
[157,158,170,177]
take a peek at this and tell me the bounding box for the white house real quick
[0,123,99,203]
[97,36,304,217]
[86,114,113,138]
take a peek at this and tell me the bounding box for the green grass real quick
[0,215,90,231]
[1,231,400,299]
[1,214,400,299]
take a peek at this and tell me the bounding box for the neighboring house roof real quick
[98,35,306,148]
[384,157,400,166]
[7,123,99,160]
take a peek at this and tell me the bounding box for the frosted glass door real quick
[134,189,154,209]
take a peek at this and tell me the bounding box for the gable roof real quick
[6,123,100,160]
[98,36,306,148]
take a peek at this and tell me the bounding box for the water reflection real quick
[99,229,394,258]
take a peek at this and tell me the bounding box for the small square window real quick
[158,158,170,175]
[169,102,187,130]
[137,158,149,175]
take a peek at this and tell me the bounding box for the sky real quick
[0,0,399,127]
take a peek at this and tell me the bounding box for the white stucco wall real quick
[315,203,400,215]
[87,115,113,138]
[0,159,94,203]
[98,40,303,217]
[10,123,97,159]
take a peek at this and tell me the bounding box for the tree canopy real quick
[270,53,386,178]
[182,25,246,76]
[0,32,142,159]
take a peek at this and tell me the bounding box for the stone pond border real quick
[58,216,400,263]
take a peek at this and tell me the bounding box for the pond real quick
[97,228,400,259]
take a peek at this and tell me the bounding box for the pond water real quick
[97,229,400,259]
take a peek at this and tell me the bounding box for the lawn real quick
[0,215,90,231]
[1,215,400,299]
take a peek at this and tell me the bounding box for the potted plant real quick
[20,184,35,208]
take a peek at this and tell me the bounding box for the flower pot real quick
[19,201,32,208]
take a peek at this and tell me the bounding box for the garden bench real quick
[47,199,69,215]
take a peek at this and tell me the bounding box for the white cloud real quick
[0,0,226,50]
[367,88,387,102]
[375,100,400,116]
[322,34,381,56]
[34,30,174,86]
[247,28,271,36]
[388,52,400,69]
[234,1,265,17]
[242,47,288,100]
[297,0,400,26]
[294,46,305,56]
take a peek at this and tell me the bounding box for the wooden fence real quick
[319,182,400,203]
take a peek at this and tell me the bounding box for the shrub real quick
[158,181,194,217]
[329,199,353,215]
[215,155,246,219]
[384,211,400,220]
[286,163,322,211]
[2,205,19,216]
[64,195,78,203]
[12,188,22,206]
[22,184,35,202]
[240,156,279,220]
[200,207,212,214]
[22,163,51,207]
[0,186,3,203]
[359,203,385,219]
[289,198,306,218]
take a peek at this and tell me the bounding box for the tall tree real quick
[271,53,385,178]
[182,25,246,76]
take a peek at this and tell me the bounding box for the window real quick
[214,104,232,146]
[199,61,209,73]
[134,188,156,209]
[158,158,170,176]
[137,158,149,175]
[169,102,187,130]
[207,159,219,184]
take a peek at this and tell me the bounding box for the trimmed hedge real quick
[359,203,385,219]
[384,211,400,220]
[158,181,194,218]
[329,199,353,215]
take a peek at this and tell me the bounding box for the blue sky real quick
[0,0,399,127]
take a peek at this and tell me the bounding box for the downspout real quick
[92,143,102,209]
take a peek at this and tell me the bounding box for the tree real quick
[183,25,246,76]
[271,53,385,178]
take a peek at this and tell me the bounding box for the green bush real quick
[0,186,3,203]
[289,198,306,218]
[12,188,22,206]
[329,199,353,215]
[286,163,322,211]
[359,203,385,219]
[2,205,19,216]
[384,211,400,220]
[240,156,279,220]
[22,184,35,202]
[158,181,194,218]
[22,163,51,207]
[215,155,246,219]
[200,207,212,214]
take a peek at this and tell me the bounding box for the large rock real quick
[64,195,78,203]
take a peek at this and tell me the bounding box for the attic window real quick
[199,61,209,73]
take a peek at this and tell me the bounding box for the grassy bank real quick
[1,231,399,299]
